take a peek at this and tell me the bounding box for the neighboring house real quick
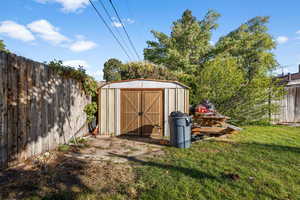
[273,65,300,123]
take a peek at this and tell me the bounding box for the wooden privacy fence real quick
[0,52,91,169]
[272,86,300,123]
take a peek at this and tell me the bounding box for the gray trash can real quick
[170,112,192,148]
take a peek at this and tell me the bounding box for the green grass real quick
[133,126,300,200]
[58,144,70,152]
[17,126,300,200]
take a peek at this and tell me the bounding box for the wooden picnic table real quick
[191,114,241,136]
[193,114,230,127]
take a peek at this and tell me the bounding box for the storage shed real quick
[98,79,189,137]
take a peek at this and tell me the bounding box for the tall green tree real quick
[215,16,277,81]
[144,9,220,74]
[212,17,283,124]
[144,10,284,124]
[103,58,123,81]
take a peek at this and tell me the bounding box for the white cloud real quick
[69,40,97,52]
[296,30,300,34]
[126,18,135,24]
[111,18,135,28]
[36,0,89,12]
[28,20,69,45]
[276,36,289,44]
[112,21,123,28]
[63,60,89,68]
[0,21,35,42]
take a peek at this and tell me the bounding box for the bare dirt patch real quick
[0,136,165,200]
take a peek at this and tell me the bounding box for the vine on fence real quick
[48,60,98,123]
[48,60,98,97]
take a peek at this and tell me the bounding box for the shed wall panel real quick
[164,89,170,137]
[108,89,115,135]
[177,89,185,113]
[100,89,107,135]
[115,89,121,136]
[99,88,118,135]
[168,89,176,112]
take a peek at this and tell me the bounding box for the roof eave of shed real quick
[97,78,190,90]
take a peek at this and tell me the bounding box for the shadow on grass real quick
[108,152,217,180]
[0,155,91,200]
[109,140,298,200]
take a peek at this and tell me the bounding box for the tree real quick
[212,17,283,124]
[0,40,9,53]
[103,58,122,81]
[215,16,277,81]
[143,10,284,124]
[144,9,220,74]
[120,62,177,80]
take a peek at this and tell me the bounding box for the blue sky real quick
[1,0,300,80]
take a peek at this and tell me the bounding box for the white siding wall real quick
[99,88,121,135]
[164,88,189,137]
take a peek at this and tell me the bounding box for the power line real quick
[96,0,135,59]
[88,0,132,61]
[108,0,141,60]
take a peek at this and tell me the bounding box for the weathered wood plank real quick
[41,65,49,152]
[17,57,28,162]
[26,56,33,158]
[7,54,19,167]
[48,69,55,151]
[0,52,4,168]
[53,73,60,148]
[36,63,43,155]
[0,52,8,169]
[30,60,38,156]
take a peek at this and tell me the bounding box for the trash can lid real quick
[170,111,189,118]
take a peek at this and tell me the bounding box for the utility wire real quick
[96,0,135,59]
[88,0,132,61]
[108,0,141,60]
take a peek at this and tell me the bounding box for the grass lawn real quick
[1,126,299,200]
[133,126,300,200]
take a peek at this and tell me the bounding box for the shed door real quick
[121,89,163,137]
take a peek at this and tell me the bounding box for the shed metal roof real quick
[99,79,190,89]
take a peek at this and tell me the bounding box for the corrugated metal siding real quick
[272,86,300,123]
[164,88,189,137]
[99,87,189,136]
[99,88,119,135]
